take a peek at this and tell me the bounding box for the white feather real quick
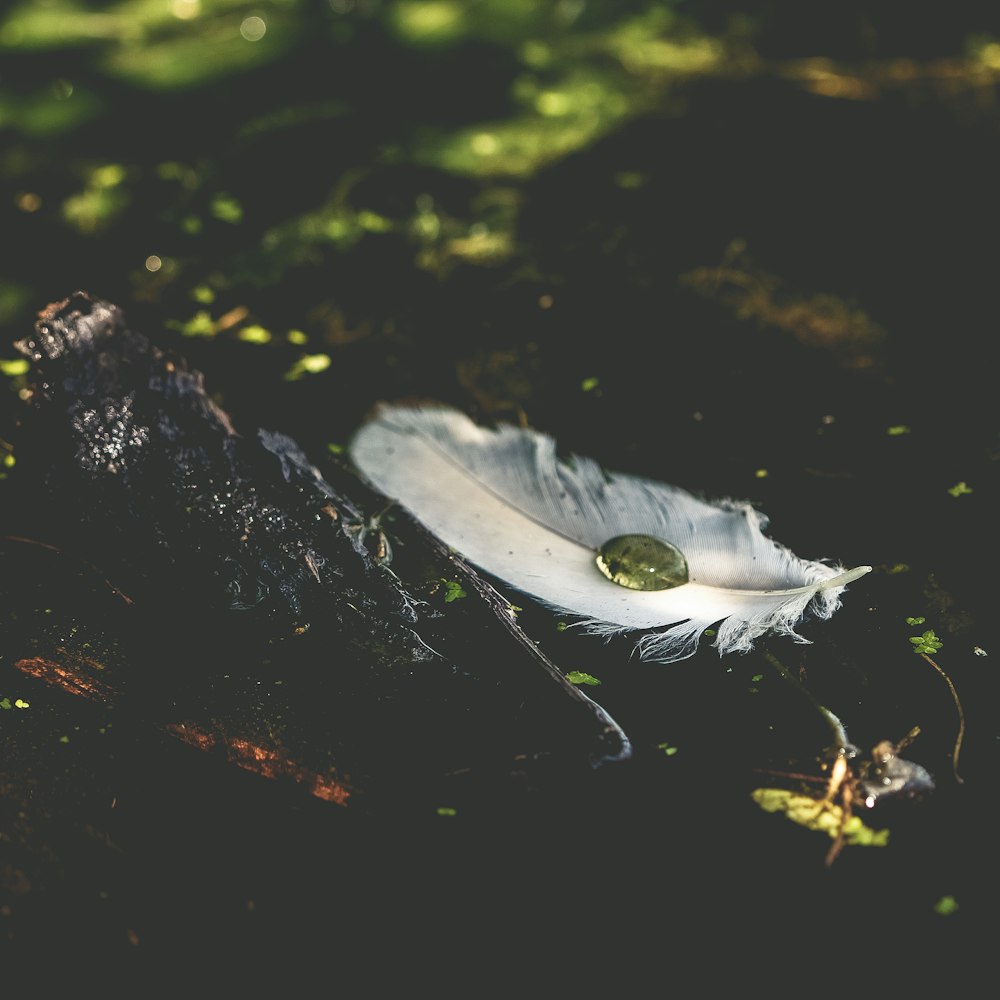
[349,404,871,663]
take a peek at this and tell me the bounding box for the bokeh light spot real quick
[172,0,200,19]
[16,193,42,213]
[238,325,272,344]
[471,133,498,155]
[240,16,267,42]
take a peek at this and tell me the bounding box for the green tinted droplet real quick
[596,534,689,591]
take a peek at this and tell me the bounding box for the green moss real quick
[283,353,331,380]
[237,324,271,344]
[105,10,299,90]
[0,358,29,377]
[0,83,102,136]
[62,186,130,234]
[211,193,244,224]
[0,1,122,50]
[437,579,466,603]
[0,1,300,92]
[167,310,217,338]
[411,80,635,178]
[387,2,467,47]
[61,163,132,233]
[752,788,890,847]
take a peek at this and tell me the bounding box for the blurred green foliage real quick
[0,1,729,338]
[2,0,1000,370]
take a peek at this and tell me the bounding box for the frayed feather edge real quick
[544,562,855,664]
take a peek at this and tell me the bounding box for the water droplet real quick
[596,535,688,591]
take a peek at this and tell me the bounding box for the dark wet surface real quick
[1,0,999,981]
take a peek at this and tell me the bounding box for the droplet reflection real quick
[596,534,689,591]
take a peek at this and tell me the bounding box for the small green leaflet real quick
[440,580,466,603]
[910,629,942,654]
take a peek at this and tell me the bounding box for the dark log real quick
[5,292,630,815]
[11,290,422,643]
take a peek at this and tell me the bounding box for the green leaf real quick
[283,353,331,381]
[0,697,11,710]
[440,579,467,602]
[0,358,29,377]
[566,670,601,686]
[947,481,972,497]
[905,616,925,625]
[167,310,215,338]
[752,788,889,847]
[656,742,678,756]
[934,895,959,916]
[910,629,942,654]
[436,806,457,817]
[356,210,392,233]
[211,192,243,224]
[237,324,271,344]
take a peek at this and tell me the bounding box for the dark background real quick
[1,0,998,982]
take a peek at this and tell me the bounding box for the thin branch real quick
[920,652,965,784]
